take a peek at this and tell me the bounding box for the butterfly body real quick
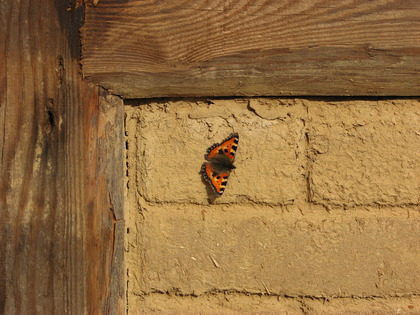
[201,133,239,196]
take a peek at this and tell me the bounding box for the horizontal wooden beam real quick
[82,0,420,98]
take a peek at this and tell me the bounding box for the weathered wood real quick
[0,1,124,314]
[94,92,125,314]
[82,0,420,98]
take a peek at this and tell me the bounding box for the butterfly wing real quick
[205,133,239,162]
[201,133,239,197]
[201,162,230,196]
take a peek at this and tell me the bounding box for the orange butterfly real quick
[201,133,239,196]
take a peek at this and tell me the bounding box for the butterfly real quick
[201,133,239,197]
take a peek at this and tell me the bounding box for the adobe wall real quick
[125,99,419,314]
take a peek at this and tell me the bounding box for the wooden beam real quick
[82,0,420,98]
[0,1,124,314]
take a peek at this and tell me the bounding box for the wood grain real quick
[82,0,420,97]
[0,1,124,314]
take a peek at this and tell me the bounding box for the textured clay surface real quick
[132,294,419,314]
[129,204,419,296]
[308,100,420,206]
[125,99,420,314]
[127,99,307,204]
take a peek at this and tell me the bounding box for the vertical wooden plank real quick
[0,0,124,314]
[85,90,125,314]
[99,92,125,313]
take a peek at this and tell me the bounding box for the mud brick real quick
[129,205,420,297]
[126,99,307,204]
[131,295,420,314]
[308,100,420,206]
